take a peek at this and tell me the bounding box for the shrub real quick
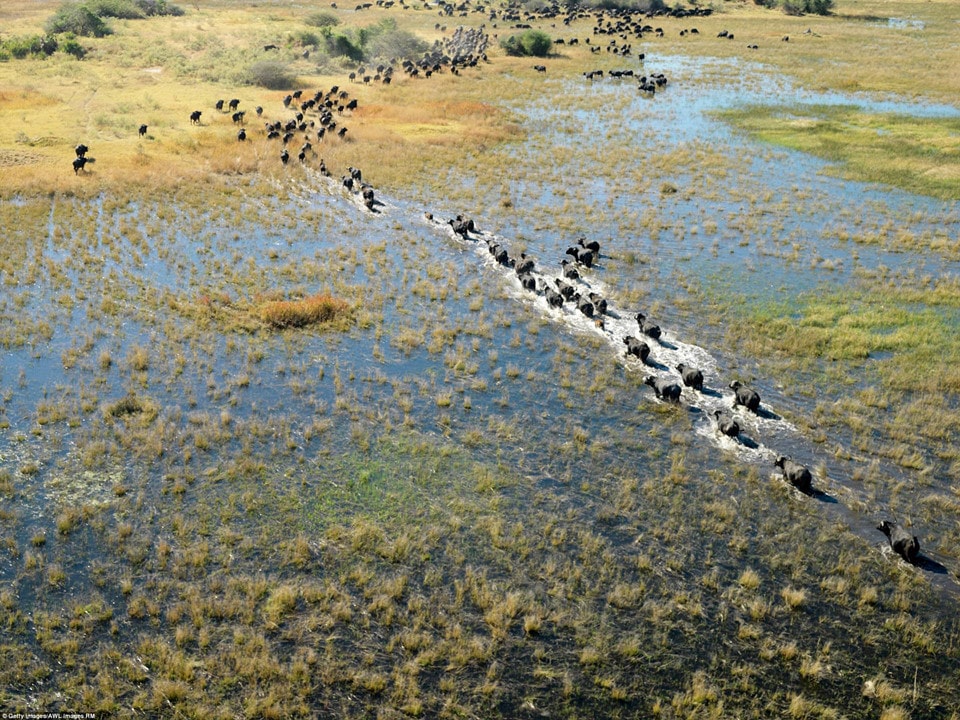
[293,30,321,48]
[83,0,146,19]
[258,294,351,329]
[305,11,340,28]
[133,0,185,15]
[60,33,85,58]
[500,29,552,57]
[805,0,833,14]
[781,0,831,14]
[366,28,428,60]
[0,34,63,58]
[321,27,364,61]
[246,60,298,89]
[45,5,112,37]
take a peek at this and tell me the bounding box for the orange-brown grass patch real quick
[258,293,352,330]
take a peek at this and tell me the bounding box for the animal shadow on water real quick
[643,357,669,373]
[754,406,781,421]
[808,487,838,504]
[913,555,949,575]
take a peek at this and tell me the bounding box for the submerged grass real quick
[1,0,960,717]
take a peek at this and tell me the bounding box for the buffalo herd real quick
[61,3,929,570]
[437,212,927,567]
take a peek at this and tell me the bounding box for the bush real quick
[305,11,340,28]
[321,27,363,61]
[133,0,185,15]
[781,0,832,14]
[366,28,428,60]
[60,33,86,58]
[1,34,61,58]
[500,29,552,57]
[294,30,321,48]
[45,4,112,37]
[83,0,145,19]
[246,60,298,89]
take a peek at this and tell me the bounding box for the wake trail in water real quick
[423,217,801,465]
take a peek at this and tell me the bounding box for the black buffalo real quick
[623,336,650,363]
[644,375,681,402]
[877,520,920,564]
[774,455,812,494]
[729,380,761,412]
[676,363,703,391]
[712,409,739,438]
[635,312,662,340]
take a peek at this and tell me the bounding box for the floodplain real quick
[1,0,959,717]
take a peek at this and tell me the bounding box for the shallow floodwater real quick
[2,53,959,717]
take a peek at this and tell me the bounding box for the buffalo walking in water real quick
[729,380,761,412]
[774,455,812,494]
[877,520,920,564]
[644,375,681,402]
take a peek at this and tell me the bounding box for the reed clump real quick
[258,293,351,330]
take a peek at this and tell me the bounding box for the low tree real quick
[246,61,297,90]
[500,29,552,57]
[45,4,112,37]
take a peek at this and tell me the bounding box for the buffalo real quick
[712,409,739,438]
[774,455,812,494]
[623,336,650,363]
[75,143,88,158]
[729,380,761,412]
[138,124,148,137]
[877,520,920,564]
[676,363,703,391]
[541,282,564,308]
[362,186,375,210]
[635,312,662,340]
[554,279,576,301]
[560,259,580,280]
[190,110,202,124]
[572,293,594,317]
[587,292,607,316]
[577,237,600,254]
[514,253,535,276]
[644,375,681,402]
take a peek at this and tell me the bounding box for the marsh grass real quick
[720,105,960,200]
[0,1,959,717]
[258,292,351,330]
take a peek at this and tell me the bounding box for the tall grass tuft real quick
[258,293,351,330]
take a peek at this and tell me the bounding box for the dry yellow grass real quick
[2,0,957,195]
[258,292,351,329]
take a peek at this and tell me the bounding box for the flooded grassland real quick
[2,0,960,718]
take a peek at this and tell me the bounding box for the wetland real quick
[1,0,959,717]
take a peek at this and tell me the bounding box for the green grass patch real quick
[718,105,960,200]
